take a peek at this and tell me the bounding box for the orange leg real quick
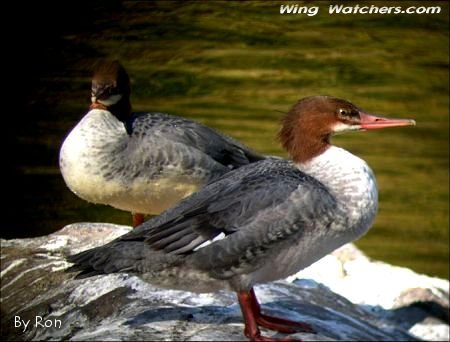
[132,213,145,227]
[237,288,314,341]
[249,288,315,334]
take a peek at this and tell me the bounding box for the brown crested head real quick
[278,96,359,163]
[90,60,131,122]
[278,95,415,164]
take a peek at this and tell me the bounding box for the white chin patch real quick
[332,122,361,134]
[91,94,123,106]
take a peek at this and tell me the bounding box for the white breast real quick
[59,109,203,214]
[59,110,127,202]
[298,145,378,237]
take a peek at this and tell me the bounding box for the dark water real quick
[4,1,449,280]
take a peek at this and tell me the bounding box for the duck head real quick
[278,96,416,163]
[90,60,132,123]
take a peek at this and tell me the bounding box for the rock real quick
[1,223,448,341]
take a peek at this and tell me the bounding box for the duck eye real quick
[339,108,348,116]
[338,108,359,119]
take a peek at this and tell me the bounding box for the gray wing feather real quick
[139,159,336,257]
[189,183,337,279]
[68,159,337,279]
[128,112,265,170]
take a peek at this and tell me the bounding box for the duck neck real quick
[110,97,132,123]
[90,97,132,126]
[296,145,379,237]
[280,118,331,164]
[292,133,330,164]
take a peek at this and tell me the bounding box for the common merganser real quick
[68,96,415,341]
[59,61,264,226]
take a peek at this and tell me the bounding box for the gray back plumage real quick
[68,158,337,283]
[127,112,265,171]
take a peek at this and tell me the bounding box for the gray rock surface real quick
[1,223,449,341]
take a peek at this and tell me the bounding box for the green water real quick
[6,1,449,279]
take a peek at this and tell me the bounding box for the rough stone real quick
[1,223,448,341]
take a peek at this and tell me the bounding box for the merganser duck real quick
[59,61,264,226]
[68,96,415,341]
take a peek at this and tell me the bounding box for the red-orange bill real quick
[359,112,416,130]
